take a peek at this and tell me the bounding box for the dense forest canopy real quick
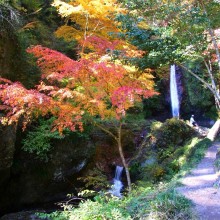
[0,0,219,125]
[0,0,220,195]
[0,0,220,219]
[119,0,220,111]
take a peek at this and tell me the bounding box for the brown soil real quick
[177,142,220,220]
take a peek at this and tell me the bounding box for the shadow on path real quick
[177,142,220,220]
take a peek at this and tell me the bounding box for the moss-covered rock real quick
[151,118,195,150]
[0,128,95,215]
[130,118,196,182]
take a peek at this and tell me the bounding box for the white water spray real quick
[109,166,123,197]
[170,65,180,118]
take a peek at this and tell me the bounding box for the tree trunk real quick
[117,122,132,193]
[207,119,220,141]
[95,121,132,193]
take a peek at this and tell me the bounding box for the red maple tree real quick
[0,42,157,192]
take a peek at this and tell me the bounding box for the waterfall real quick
[109,166,123,197]
[170,65,180,118]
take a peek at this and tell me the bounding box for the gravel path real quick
[177,142,220,220]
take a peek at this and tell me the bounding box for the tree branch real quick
[93,121,118,142]
[203,59,220,109]
[128,134,150,165]
[198,0,220,73]
[177,63,216,94]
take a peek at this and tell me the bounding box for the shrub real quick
[38,185,194,220]
[22,117,65,161]
[151,118,195,150]
[148,189,194,220]
[135,119,196,182]
[38,195,132,220]
[77,168,109,191]
[36,125,211,220]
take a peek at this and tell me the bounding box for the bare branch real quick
[93,121,118,141]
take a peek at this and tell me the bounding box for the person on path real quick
[190,115,198,127]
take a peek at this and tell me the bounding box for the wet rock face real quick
[0,131,95,216]
[0,34,19,81]
[0,124,17,186]
[86,126,136,181]
[0,35,10,76]
[0,33,40,88]
[0,123,140,216]
[0,125,17,169]
[0,210,43,220]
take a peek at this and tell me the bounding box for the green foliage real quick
[22,117,65,161]
[143,95,164,118]
[206,1,220,29]
[124,184,194,219]
[150,120,163,131]
[117,14,183,68]
[77,168,109,191]
[8,0,77,86]
[118,1,220,118]
[39,195,132,220]
[17,0,45,12]
[10,32,41,88]
[148,189,193,220]
[36,134,212,220]
[71,197,130,220]
[184,138,212,168]
[204,106,219,120]
[124,112,149,130]
[173,138,212,180]
[183,62,215,113]
[151,118,195,150]
[158,137,211,181]
[39,184,194,220]
[162,138,201,180]
[133,120,211,182]
[170,5,209,55]
[22,116,92,161]
[0,0,74,88]
[78,189,97,198]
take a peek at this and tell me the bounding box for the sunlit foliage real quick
[0,77,83,132]
[25,45,156,125]
[52,0,124,41]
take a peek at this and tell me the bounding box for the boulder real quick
[0,124,17,186]
[0,131,95,216]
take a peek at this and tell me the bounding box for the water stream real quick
[170,65,180,118]
[109,166,123,197]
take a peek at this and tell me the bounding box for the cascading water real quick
[170,64,180,118]
[109,166,123,197]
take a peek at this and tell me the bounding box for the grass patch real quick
[172,138,212,182]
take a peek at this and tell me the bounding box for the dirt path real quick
[177,142,220,220]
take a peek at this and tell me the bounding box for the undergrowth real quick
[22,117,64,161]
[172,138,212,182]
[37,137,211,220]
[38,185,194,220]
[22,117,91,161]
